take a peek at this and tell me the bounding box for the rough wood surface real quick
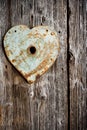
[69,0,87,130]
[0,0,68,130]
[0,0,86,130]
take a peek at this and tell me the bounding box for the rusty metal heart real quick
[4,25,59,84]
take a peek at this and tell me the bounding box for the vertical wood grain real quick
[0,0,68,130]
[0,0,86,130]
[69,0,87,129]
[0,1,13,130]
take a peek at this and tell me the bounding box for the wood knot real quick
[69,51,75,64]
[36,87,47,101]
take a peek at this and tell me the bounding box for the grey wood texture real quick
[69,0,87,130]
[0,0,86,130]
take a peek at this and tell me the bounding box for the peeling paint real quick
[4,25,59,84]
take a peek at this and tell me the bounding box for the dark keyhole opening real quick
[30,46,36,54]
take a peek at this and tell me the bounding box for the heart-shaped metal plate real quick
[4,25,59,84]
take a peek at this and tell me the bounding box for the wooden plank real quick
[0,1,13,130]
[69,0,87,129]
[0,0,68,130]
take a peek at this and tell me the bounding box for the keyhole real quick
[28,46,36,54]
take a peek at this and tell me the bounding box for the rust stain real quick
[5,49,12,57]
[51,32,55,35]
[24,53,52,79]
[12,59,16,63]
[19,25,28,30]
[36,74,41,80]
[28,80,34,84]
[4,25,59,84]
[43,34,46,37]
[20,50,24,55]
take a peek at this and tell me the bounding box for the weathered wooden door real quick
[0,0,86,130]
